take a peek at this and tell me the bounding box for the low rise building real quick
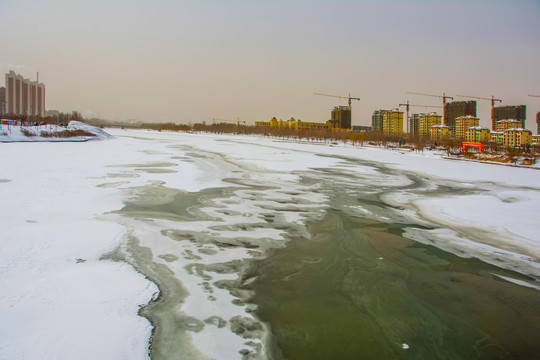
[490,131,505,145]
[503,128,532,147]
[466,126,491,143]
[454,115,480,140]
[254,121,271,127]
[255,117,291,128]
[300,119,330,130]
[352,125,372,132]
[532,134,540,145]
[430,125,452,142]
[382,110,403,136]
[255,117,329,130]
[495,119,522,132]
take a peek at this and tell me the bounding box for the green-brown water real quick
[109,135,540,360]
[248,210,540,360]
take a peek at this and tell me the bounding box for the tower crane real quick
[398,100,443,133]
[407,92,453,125]
[529,95,540,98]
[313,92,360,111]
[455,94,501,130]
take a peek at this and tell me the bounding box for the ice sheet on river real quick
[1,129,539,359]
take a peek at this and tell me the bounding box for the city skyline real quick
[1,0,539,130]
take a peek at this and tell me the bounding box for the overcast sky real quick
[1,0,539,130]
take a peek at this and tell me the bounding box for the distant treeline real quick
[1,111,81,125]
[189,122,463,150]
[140,122,191,132]
[152,122,540,164]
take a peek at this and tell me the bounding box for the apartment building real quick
[409,114,420,138]
[371,109,387,132]
[418,112,442,139]
[490,131,504,145]
[466,127,491,143]
[445,101,476,131]
[255,117,329,130]
[495,119,522,132]
[329,106,351,129]
[430,125,452,142]
[382,110,403,135]
[5,71,45,117]
[0,87,5,116]
[454,115,480,140]
[493,105,526,130]
[503,128,532,147]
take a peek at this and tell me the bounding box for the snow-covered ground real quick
[1,127,539,359]
[0,133,157,359]
[0,120,112,142]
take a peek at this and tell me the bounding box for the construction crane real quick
[455,94,501,129]
[313,92,360,110]
[529,95,540,98]
[207,117,246,126]
[398,100,443,133]
[407,92,453,124]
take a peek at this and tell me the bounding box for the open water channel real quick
[105,132,540,360]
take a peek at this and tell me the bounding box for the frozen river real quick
[1,128,540,359]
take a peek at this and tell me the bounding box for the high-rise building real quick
[328,106,351,129]
[36,81,45,117]
[0,87,5,116]
[382,110,403,135]
[445,101,475,129]
[409,114,420,138]
[454,115,480,140]
[4,70,45,117]
[6,71,21,115]
[371,109,387,132]
[418,112,442,138]
[22,80,29,115]
[445,101,476,131]
[493,105,526,130]
[537,111,540,135]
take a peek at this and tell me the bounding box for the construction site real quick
[3,76,540,163]
[174,90,540,166]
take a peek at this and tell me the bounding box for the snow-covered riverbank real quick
[0,136,157,359]
[0,121,112,142]
[1,128,539,359]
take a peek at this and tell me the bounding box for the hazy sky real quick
[1,0,539,130]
